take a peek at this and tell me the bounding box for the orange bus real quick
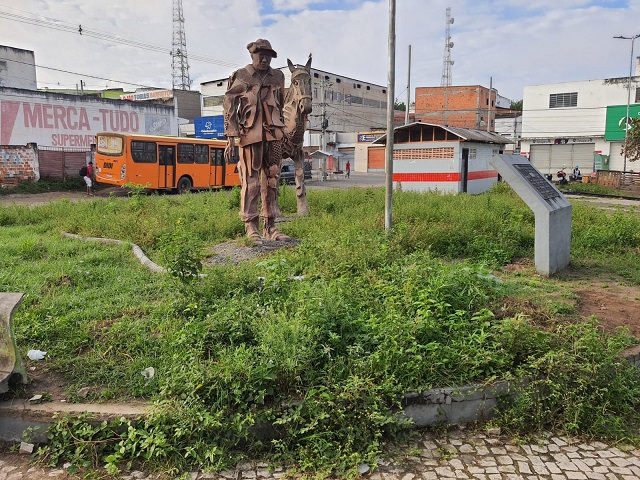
[94,132,240,193]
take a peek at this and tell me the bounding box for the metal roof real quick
[310,149,344,157]
[371,122,513,145]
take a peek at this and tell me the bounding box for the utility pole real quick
[385,0,396,231]
[405,45,411,125]
[613,33,640,173]
[320,79,332,180]
[487,76,492,132]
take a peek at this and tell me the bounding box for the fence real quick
[595,171,640,196]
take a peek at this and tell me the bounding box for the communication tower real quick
[171,0,191,90]
[440,7,454,86]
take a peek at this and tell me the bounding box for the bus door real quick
[210,147,225,187]
[225,146,241,187]
[159,145,176,189]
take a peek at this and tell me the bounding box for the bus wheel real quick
[177,177,192,194]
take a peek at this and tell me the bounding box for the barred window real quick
[549,92,577,108]
[636,87,640,104]
[131,141,156,163]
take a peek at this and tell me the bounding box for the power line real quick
[0,5,240,69]
[3,57,158,89]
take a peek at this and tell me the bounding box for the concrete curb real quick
[62,232,166,273]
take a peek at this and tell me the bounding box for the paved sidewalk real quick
[2,429,639,479]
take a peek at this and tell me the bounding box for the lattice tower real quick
[440,7,454,87]
[171,0,191,90]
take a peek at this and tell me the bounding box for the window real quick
[178,144,194,163]
[470,148,477,159]
[131,141,157,163]
[636,87,640,104]
[210,148,224,166]
[549,92,577,108]
[195,144,208,164]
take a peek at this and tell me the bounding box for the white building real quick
[371,122,511,194]
[521,60,640,175]
[0,45,37,90]
[494,112,522,154]
[201,65,388,137]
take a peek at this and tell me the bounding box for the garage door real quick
[367,147,385,171]
[530,145,552,175]
[530,143,594,175]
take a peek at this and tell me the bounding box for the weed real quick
[3,185,640,476]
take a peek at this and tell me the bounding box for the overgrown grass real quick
[2,183,640,477]
[0,178,97,195]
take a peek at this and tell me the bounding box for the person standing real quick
[84,161,94,196]
[223,38,290,242]
[345,160,351,178]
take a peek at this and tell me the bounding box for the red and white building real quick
[371,122,511,194]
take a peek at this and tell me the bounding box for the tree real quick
[510,99,523,111]
[394,101,406,112]
[622,117,640,164]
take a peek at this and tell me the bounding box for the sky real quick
[2,0,639,103]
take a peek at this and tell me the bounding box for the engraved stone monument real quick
[490,154,571,276]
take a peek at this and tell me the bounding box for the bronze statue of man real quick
[223,38,290,242]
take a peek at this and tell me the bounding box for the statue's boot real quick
[263,217,291,241]
[297,195,309,216]
[245,218,263,244]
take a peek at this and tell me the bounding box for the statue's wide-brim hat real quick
[247,39,277,58]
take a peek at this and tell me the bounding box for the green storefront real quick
[605,104,640,141]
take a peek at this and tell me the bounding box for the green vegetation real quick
[560,181,639,198]
[0,178,96,195]
[2,184,640,477]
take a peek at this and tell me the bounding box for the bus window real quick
[177,143,194,163]
[131,141,157,163]
[97,134,123,155]
[195,144,208,164]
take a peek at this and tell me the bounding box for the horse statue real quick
[281,55,313,216]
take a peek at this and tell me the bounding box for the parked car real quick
[280,161,312,184]
[280,161,295,184]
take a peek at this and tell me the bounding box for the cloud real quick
[2,0,638,102]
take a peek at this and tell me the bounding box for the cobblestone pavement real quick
[2,429,640,479]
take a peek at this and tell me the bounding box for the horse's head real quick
[287,55,313,115]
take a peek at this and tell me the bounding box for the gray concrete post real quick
[490,154,572,276]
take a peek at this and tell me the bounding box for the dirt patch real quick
[205,239,300,266]
[2,362,69,403]
[498,259,640,339]
[577,283,640,337]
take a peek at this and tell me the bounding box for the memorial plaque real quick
[490,154,571,276]
[513,164,561,202]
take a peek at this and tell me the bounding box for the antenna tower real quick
[440,7,454,86]
[171,0,191,90]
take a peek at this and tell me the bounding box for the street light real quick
[613,33,640,173]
